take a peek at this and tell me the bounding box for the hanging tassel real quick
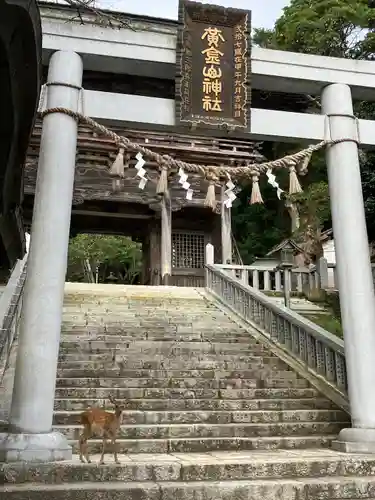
[289,165,303,194]
[156,165,169,195]
[109,147,125,177]
[204,174,217,210]
[250,174,263,204]
[298,150,313,176]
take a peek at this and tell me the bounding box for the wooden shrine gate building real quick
[24,123,262,286]
[23,0,267,286]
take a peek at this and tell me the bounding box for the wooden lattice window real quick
[172,232,205,269]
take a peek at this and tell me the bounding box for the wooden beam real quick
[71,209,154,220]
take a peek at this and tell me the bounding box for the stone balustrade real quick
[215,263,319,295]
[215,261,375,296]
[0,256,28,421]
[205,262,349,411]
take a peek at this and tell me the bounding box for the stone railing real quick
[205,262,349,410]
[323,262,375,291]
[215,263,319,294]
[0,255,27,384]
[215,260,375,295]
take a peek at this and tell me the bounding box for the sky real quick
[95,0,291,29]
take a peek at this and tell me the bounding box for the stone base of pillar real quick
[162,273,171,286]
[332,427,375,453]
[0,430,72,462]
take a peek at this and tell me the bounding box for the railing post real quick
[275,271,282,292]
[252,270,260,290]
[241,269,249,286]
[284,269,291,309]
[205,243,214,288]
[316,257,329,290]
[205,243,214,266]
[264,271,271,291]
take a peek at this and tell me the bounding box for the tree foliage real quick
[274,0,375,58]
[67,234,142,284]
[237,0,375,263]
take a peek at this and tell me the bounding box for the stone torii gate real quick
[2,1,375,461]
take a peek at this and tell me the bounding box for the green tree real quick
[273,0,375,58]
[245,0,375,250]
[67,234,142,284]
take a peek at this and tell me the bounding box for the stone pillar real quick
[161,195,172,285]
[0,50,83,462]
[322,83,375,453]
[221,186,232,264]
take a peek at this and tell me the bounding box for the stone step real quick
[6,475,375,500]
[63,313,222,320]
[61,310,230,318]
[55,377,308,390]
[59,333,253,343]
[54,368,295,380]
[63,298,213,314]
[61,325,241,335]
[62,322,231,330]
[58,350,280,364]
[55,376,302,390]
[67,435,336,454]
[54,421,346,440]
[63,301,212,306]
[52,409,348,425]
[63,301,213,306]
[54,397,339,412]
[56,357,287,372]
[59,340,264,352]
[3,450,375,485]
[62,313,232,321]
[62,294,207,301]
[62,322,237,331]
[57,344,272,358]
[56,367,296,380]
[54,387,320,400]
[63,293,206,301]
[63,303,219,309]
[57,356,300,369]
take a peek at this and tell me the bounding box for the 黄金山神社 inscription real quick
[176,0,251,131]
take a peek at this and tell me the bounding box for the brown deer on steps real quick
[78,395,125,465]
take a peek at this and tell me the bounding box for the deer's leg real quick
[80,429,92,464]
[99,437,107,465]
[78,432,85,463]
[111,437,120,464]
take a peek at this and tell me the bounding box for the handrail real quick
[0,255,28,381]
[205,264,348,410]
[214,263,319,294]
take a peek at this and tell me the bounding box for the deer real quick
[77,395,125,465]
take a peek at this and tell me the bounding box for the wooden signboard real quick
[176,0,251,132]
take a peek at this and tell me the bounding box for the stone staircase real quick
[4,283,375,499]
